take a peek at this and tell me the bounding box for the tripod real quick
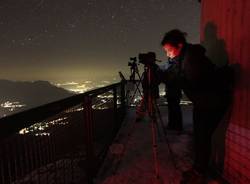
[141,65,177,183]
[128,61,143,105]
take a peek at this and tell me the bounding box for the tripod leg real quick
[150,114,165,184]
[153,102,179,171]
[129,80,143,105]
[152,113,163,142]
[150,117,160,180]
[150,100,164,141]
[154,103,167,134]
[135,96,147,121]
[135,81,143,97]
[131,81,143,100]
[135,70,143,97]
[147,90,162,182]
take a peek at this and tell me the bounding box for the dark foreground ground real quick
[95,105,195,184]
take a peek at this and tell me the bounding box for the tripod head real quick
[128,57,140,82]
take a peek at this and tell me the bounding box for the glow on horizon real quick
[56,82,79,86]
[68,88,93,93]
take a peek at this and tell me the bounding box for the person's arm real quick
[159,61,171,71]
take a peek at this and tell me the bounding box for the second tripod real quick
[128,57,143,104]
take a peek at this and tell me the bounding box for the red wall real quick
[201,0,250,183]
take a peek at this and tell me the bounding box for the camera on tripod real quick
[128,57,138,68]
[138,52,157,66]
[126,51,161,105]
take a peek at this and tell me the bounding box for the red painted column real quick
[200,0,250,183]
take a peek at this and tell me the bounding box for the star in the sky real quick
[0,0,201,82]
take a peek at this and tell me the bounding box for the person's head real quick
[161,29,187,59]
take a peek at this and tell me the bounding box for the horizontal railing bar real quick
[0,82,123,140]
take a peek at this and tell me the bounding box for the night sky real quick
[0,0,200,82]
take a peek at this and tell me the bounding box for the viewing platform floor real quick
[96,105,195,184]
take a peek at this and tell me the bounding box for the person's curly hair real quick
[161,29,187,48]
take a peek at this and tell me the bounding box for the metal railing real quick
[0,81,126,184]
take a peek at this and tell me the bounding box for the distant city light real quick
[0,101,26,112]
[68,88,86,93]
[19,117,68,135]
[84,81,92,84]
[56,82,79,86]
[35,132,50,136]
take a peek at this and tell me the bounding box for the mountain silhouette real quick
[0,79,73,112]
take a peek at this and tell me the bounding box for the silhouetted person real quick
[161,29,231,183]
[160,52,183,131]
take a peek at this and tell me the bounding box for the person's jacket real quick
[180,44,230,109]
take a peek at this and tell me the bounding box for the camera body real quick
[138,52,156,65]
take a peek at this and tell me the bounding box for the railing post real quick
[121,81,126,118]
[113,87,118,132]
[83,96,95,184]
